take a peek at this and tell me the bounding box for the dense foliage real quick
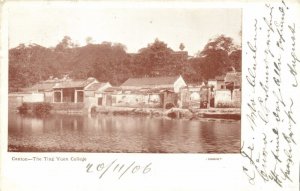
[18,102,52,116]
[9,35,241,92]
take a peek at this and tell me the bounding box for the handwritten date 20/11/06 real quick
[85,160,152,180]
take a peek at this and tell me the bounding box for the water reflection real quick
[8,112,240,153]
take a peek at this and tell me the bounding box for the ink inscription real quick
[243,0,298,188]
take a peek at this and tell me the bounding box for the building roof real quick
[208,75,225,82]
[225,72,241,86]
[53,77,97,89]
[85,82,108,91]
[104,87,173,95]
[103,87,122,93]
[22,82,58,92]
[121,76,180,87]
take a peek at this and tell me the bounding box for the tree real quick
[85,36,94,45]
[229,49,242,71]
[55,36,74,50]
[135,38,179,76]
[179,43,185,51]
[192,35,241,80]
[8,34,240,90]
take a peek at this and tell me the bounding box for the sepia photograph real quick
[8,6,242,153]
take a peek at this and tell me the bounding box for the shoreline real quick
[12,105,241,121]
[91,106,241,120]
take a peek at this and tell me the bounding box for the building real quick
[102,87,163,108]
[52,77,98,103]
[99,76,188,109]
[214,71,241,108]
[84,82,112,107]
[120,75,187,93]
[207,75,225,90]
[9,76,112,113]
[8,77,65,110]
[224,71,241,90]
[17,77,68,102]
[120,75,187,109]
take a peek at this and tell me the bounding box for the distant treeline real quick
[9,35,241,92]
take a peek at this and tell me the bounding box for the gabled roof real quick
[121,76,181,87]
[225,72,241,86]
[85,82,108,91]
[53,77,97,89]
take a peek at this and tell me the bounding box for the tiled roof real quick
[225,72,241,86]
[104,87,122,93]
[23,82,58,92]
[85,82,107,91]
[54,77,97,89]
[121,76,180,87]
[104,87,173,94]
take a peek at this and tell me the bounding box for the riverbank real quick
[93,106,241,120]
[12,102,240,120]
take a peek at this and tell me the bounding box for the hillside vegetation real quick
[9,35,241,92]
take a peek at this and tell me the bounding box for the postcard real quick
[0,1,299,191]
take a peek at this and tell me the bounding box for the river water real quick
[8,112,240,153]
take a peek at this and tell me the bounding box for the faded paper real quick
[0,1,299,191]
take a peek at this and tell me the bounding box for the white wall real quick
[174,76,187,93]
[9,93,45,103]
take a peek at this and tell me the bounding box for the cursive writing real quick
[242,0,298,188]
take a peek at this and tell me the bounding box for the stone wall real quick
[9,93,45,111]
[214,89,240,108]
[103,93,162,108]
[232,89,241,108]
[215,90,232,107]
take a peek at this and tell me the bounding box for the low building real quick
[214,71,241,108]
[8,77,64,110]
[120,75,187,93]
[102,87,171,108]
[84,82,112,107]
[207,75,225,91]
[224,71,241,90]
[19,77,65,102]
[52,77,98,103]
[118,76,187,109]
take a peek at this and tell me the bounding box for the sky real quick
[8,3,241,56]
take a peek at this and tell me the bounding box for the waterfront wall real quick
[214,89,241,108]
[9,93,45,110]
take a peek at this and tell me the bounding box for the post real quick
[207,87,211,109]
[61,90,63,103]
[74,90,77,103]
